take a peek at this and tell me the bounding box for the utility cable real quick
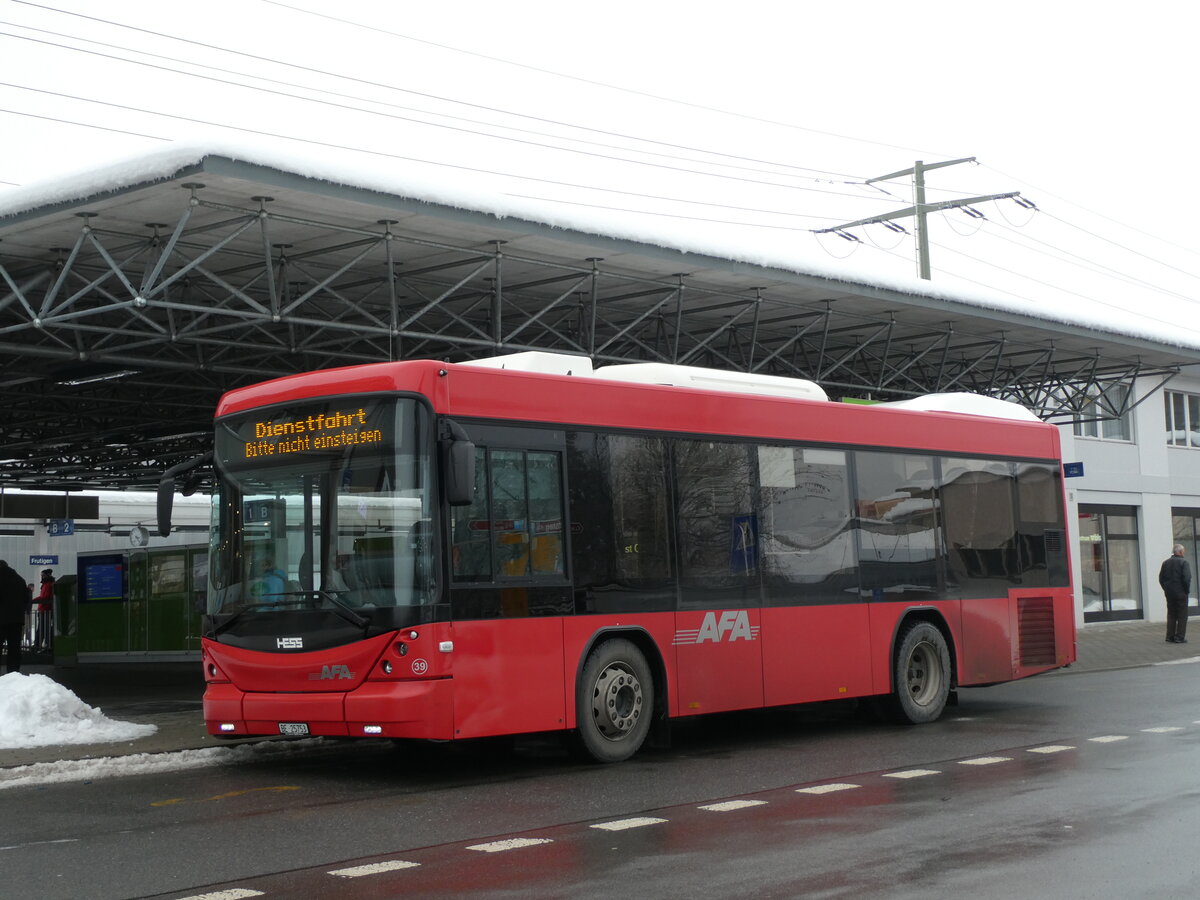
[970,221,1200,305]
[928,239,1188,334]
[0,18,854,187]
[504,192,840,231]
[0,28,898,205]
[257,0,959,160]
[983,162,1200,262]
[0,105,169,142]
[12,0,873,183]
[0,81,902,219]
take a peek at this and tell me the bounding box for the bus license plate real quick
[279,723,309,736]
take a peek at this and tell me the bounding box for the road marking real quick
[698,800,767,812]
[467,838,554,853]
[591,817,667,831]
[152,786,300,807]
[173,891,264,900]
[1141,726,1184,733]
[1089,735,1128,743]
[958,756,1012,766]
[0,838,79,852]
[796,783,861,794]
[1027,745,1075,754]
[329,860,421,877]
[883,769,941,779]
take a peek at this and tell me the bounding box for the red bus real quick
[161,351,1075,762]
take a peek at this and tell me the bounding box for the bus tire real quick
[883,621,951,725]
[572,638,653,763]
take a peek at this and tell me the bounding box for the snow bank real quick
[0,738,326,791]
[0,672,156,749]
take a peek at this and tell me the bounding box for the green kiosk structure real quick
[60,545,207,661]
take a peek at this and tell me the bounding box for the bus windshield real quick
[208,397,436,621]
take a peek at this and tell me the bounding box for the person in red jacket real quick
[34,569,54,652]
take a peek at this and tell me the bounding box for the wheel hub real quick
[592,663,643,740]
[906,640,943,706]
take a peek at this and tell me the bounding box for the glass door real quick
[1170,510,1200,614]
[1079,505,1143,623]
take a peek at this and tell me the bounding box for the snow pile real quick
[0,739,325,791]
[0,672,157,749]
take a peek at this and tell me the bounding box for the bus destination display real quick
[217,400,390,465]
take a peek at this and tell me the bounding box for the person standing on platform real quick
[34,569,55,652]
[0,560,33,672]
[1159,544,1192,644]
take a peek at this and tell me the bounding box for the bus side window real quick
[451,445,565,582]
[527,451,564,576]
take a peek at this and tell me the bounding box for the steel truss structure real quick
[0,154,1194,489]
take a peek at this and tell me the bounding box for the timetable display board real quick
[79,553,126,603]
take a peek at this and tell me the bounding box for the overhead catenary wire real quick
[983,162,1200,263]
[925,238,1189,335]
[958,219,1200,305]
[504,192,842,231]
[3,1,1196,324]
[0,28,908,209]
[0,19,855,188]
[255,0,960,161]
[0,81,890,225]
[0,105,169,142]
[9,1,871,184]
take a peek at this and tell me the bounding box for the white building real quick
[1062,368,1200,626]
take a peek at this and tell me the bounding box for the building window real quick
[1165,390,1200,447]
[1078,504,1143,623]
[1170,510,1200,613]
[1073,383,1131,441]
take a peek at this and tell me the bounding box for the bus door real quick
[447,426,572,739]
[672,441,764,714]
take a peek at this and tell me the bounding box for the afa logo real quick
[308,664,356,680]
[673,610,760,645]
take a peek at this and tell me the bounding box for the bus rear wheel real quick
[883,621,951,725]
[572,638,653,763]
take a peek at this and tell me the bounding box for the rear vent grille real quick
[1044,529,1065,552]
[1019,596,1057,666]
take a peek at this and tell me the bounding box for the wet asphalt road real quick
[6,660,1200,899]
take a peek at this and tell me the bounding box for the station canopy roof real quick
[2,143,1198,490]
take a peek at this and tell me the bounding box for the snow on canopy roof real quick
[0,139,1196,352]
[877,392,1041,422]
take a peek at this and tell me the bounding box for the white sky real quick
[1,0,1198,346]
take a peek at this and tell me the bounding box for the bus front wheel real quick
[573,639,653,763]
[883,621,951,725]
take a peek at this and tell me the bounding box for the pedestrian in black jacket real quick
[0,559,32,672]
[1159,544,1192,644]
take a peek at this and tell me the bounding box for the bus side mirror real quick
[442,420,475,507]
[156,477,175,538]
[157,451,213,537]
[445,439,476,506]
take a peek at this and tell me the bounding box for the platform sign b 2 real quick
[48,518,75,537]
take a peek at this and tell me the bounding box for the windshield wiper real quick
[210,591,370,634]
[312,589,370,630]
